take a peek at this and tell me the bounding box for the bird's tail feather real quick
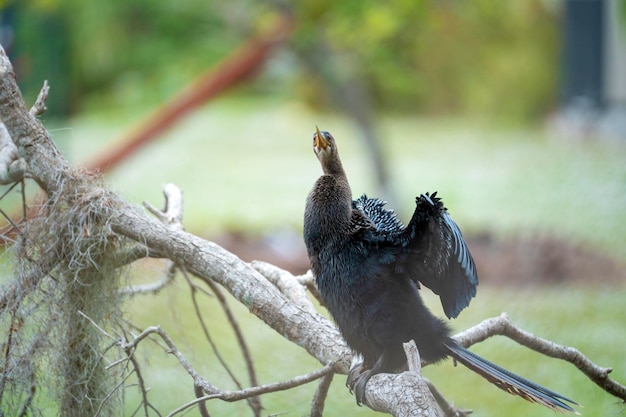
[444,341,579,413]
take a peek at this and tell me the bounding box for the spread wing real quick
[351,193,478,319]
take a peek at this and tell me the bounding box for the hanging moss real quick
[4,175,131,416]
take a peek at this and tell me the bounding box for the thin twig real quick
[93,368,136,417]
[194,384,211,417]
[143,183,184,229]
[77,310,117,342]
[310,371,334,417]
[0,205,21,233]
[129,354,161,417]
[202,277,263,416]
[426,380,472,417]
[82,327,147,415]
[182,266,261,416]
[193,385,211,417]
[167,363,336,417]
[0,178,20,200]
[121,261,176,296]
[181,268,246,390]
[118,325,334,417]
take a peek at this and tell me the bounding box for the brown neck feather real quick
[321,152,346,178]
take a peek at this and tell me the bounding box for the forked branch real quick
[454,312,626,401]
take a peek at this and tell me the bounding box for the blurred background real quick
[2,0,625,416]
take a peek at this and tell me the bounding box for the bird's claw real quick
[346,362,362,390]
[347,362,371,406]
[352,375,369,406]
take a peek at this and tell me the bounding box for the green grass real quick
[48,98,626,260]
[21,99,626,416]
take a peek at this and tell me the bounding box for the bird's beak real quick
[315,126,329,150]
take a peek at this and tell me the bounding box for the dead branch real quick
[29,80,50,117]
[310,371,334,417]
[120,262,176,296]
[109,206,353,372]
[144,183,263,416]
[364,341,442,417]
[112,323,335,417]
[252,260,319,316]
[143,182,184,230]
[120,182,184,296]
[200,275,262,416]
[454,312,626,401]
[167,363,336,417]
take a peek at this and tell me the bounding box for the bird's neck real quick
[322,156,346,178]
[304,174,353,251]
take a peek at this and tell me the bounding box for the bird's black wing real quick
[352,193,478,319]
[407,192,478,318]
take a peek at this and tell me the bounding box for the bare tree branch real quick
[29,80,50,117]
[143,183,184,229]
[294,270,323,304]
[112,323,336,417]
[181,268,250,399]
[146,182,263,416]
[110,206,353,372]
[127,354,162,417]
[310,371,334,417]
[200,275,263,416]
[120,262,176,296]
[363,341,442,417]
[166,363,336,417]
[118,182,184,294]
[454,312,626,401]
[252,260,318,316]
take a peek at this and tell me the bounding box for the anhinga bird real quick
[303,127,577,412]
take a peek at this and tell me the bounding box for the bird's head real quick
[313,126,338,161]
[312,127,346,177]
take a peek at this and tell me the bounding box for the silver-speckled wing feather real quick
[352,194,405,232]
[352,193,478,319]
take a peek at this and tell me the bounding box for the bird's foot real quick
[346,362,365,389]
[347,362,372,406]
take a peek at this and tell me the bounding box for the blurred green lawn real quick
[52,97,625,260]
[39,98,626,416]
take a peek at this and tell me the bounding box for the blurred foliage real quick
[292,0,560,122]
[11,0,242,113]
[8,0,560,121]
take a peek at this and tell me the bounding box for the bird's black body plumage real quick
[303,129,577,412]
